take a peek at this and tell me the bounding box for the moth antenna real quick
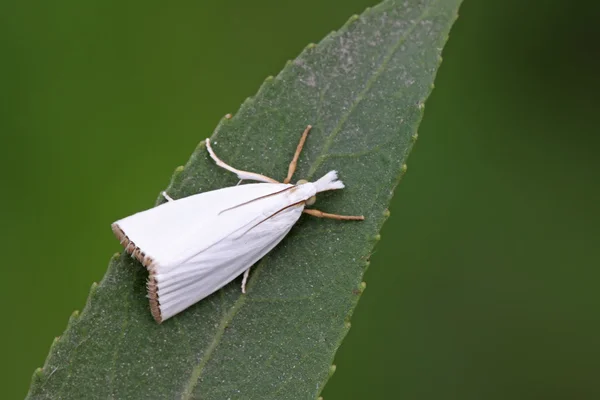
[218,186,295,215]
[241,200,306,235]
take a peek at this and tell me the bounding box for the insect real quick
[112,125,364,323]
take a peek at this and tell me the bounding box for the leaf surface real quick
[27,1,461,398]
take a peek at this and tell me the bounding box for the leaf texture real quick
[27,1,462,398]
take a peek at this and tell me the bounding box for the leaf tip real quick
[264,75,274,82]
[70,310,80,322]
[305,42,317,50]
[383,209,391,218]
[417,102,425,110]
[411,133,419,142]
[89,281,99,296]
[195,139,207,151]
[373,234,381,242]
[224,113,233,119]
[360,281,367,291]
[328,364,337,377]
[112,252,120,260]
[346,14,360,25]
[242,96,253,107]
[344,320,351,329]
[29,366,45,389]
[401,164,408,174]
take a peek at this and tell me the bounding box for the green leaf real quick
[27,1,461,399]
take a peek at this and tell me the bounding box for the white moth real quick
[112,125,364,323]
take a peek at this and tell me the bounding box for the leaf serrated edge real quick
[26,253,120,399]
[312,2,462,398]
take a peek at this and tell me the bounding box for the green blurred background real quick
[2,0,599,398]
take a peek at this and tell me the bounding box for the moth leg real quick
[241,268,251,294]
[283,125,312,184]
[205,138,279,183]
[303,208,365,221]
[161,191,175,202]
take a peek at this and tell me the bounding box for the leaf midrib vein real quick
[180,256,268,399]
[307,0,437,179]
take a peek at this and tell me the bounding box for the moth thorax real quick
[297,179,316,206]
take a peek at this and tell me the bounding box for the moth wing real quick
[154,202,304,321]
[113,183,292,267]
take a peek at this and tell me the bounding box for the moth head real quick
[296,179,317,206]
